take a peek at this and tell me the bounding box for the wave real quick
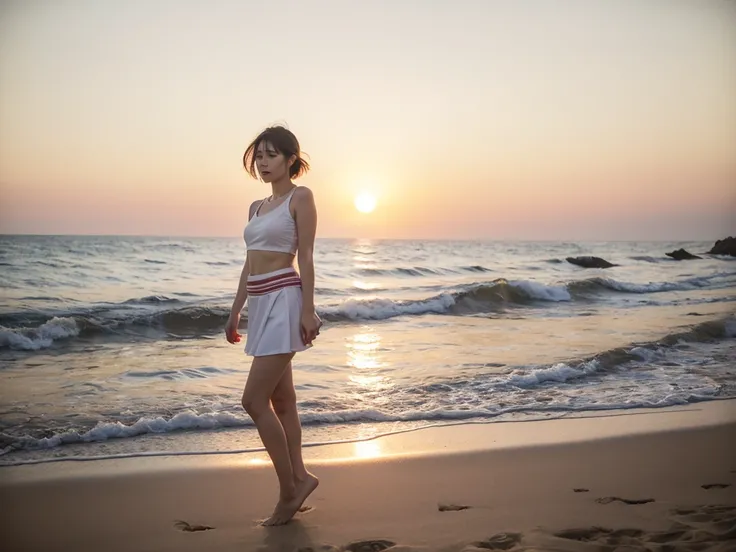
[2,272,732,350]
[321,271,732,322]
[356,265,492,277]
[2,316,733,459]
[358,266,446,277]
[488,316,736,389]
[320,279,572,321]
[0,317,80,351]
[0,305,232,351]
[122,295,181,305]
[568,272,731,295]
[5,391,730,461]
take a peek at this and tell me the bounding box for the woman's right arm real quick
[225,200,259,343]
[229,254,250,317]
[225,255,249,344]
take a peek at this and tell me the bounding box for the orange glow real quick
[0,2,734,240]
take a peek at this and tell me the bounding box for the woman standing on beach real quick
[225,125,322,526]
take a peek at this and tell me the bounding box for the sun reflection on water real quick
[352,279,383,291]
[344,329,392,410]
[346,331,385,371]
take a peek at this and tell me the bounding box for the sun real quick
[354,192,377,214]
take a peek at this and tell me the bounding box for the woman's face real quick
[255,141,291,183]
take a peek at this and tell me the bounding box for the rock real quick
[566,256,617,268]
[666,248,702,260]
[708,236,736,256]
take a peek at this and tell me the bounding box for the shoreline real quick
[2,398,734,479]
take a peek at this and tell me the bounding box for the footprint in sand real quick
[473,532,522,550]
[438,503,471,512]
[595,496,654,505]
[173,520,214,532]
[573,488,589,493]
[343,540,396,552]
[701,483,731,490]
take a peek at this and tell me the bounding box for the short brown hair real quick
[242,126,310,179]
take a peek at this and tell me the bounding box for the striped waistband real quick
[247,269,301,296]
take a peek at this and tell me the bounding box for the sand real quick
[2,400,735,551]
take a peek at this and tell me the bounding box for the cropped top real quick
[243,188,298,254]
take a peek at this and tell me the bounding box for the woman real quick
[225,125,322,526]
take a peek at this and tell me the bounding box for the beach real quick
[3,399,735,551]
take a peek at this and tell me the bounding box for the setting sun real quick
[354,193,377,214]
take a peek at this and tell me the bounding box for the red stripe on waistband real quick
[248,274,300,290]
[248,277,301,292]
[247,272,301,296]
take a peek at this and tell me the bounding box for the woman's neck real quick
[270,178,295,199]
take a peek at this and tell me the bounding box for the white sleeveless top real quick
[243,188,298,254]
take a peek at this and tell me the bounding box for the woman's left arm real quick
[294,186,321,344]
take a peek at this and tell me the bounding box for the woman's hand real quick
[225,313,242,344]
[300,311,322,346]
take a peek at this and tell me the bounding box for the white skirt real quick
[245,268,311,357]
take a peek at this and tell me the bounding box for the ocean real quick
[1,235,734,467]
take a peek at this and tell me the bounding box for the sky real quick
[0,0,734,240]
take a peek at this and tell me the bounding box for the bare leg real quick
[271,361,319,499]
[241,353,299,525]
[271,361,308,480]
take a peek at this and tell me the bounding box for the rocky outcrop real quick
[566,256,616,269]
[665,248,702,260]
[708,237,736,256]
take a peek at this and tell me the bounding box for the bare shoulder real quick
[293,185,315,202]
[292,186,316,212]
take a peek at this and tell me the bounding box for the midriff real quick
[248,250,296,276]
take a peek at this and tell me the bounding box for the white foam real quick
[592,271,735,295]
[0,317,79,350]
[509,280,571,302]
[628,347,661,362]
[505,360,600,387]
[16,411,250,450]
[322,294,456,320]
[596,277,708,293]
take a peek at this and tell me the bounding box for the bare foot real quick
[261,474,319,526]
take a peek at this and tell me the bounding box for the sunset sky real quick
[1,0,734,240]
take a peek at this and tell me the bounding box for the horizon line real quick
[0,232,731,243]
